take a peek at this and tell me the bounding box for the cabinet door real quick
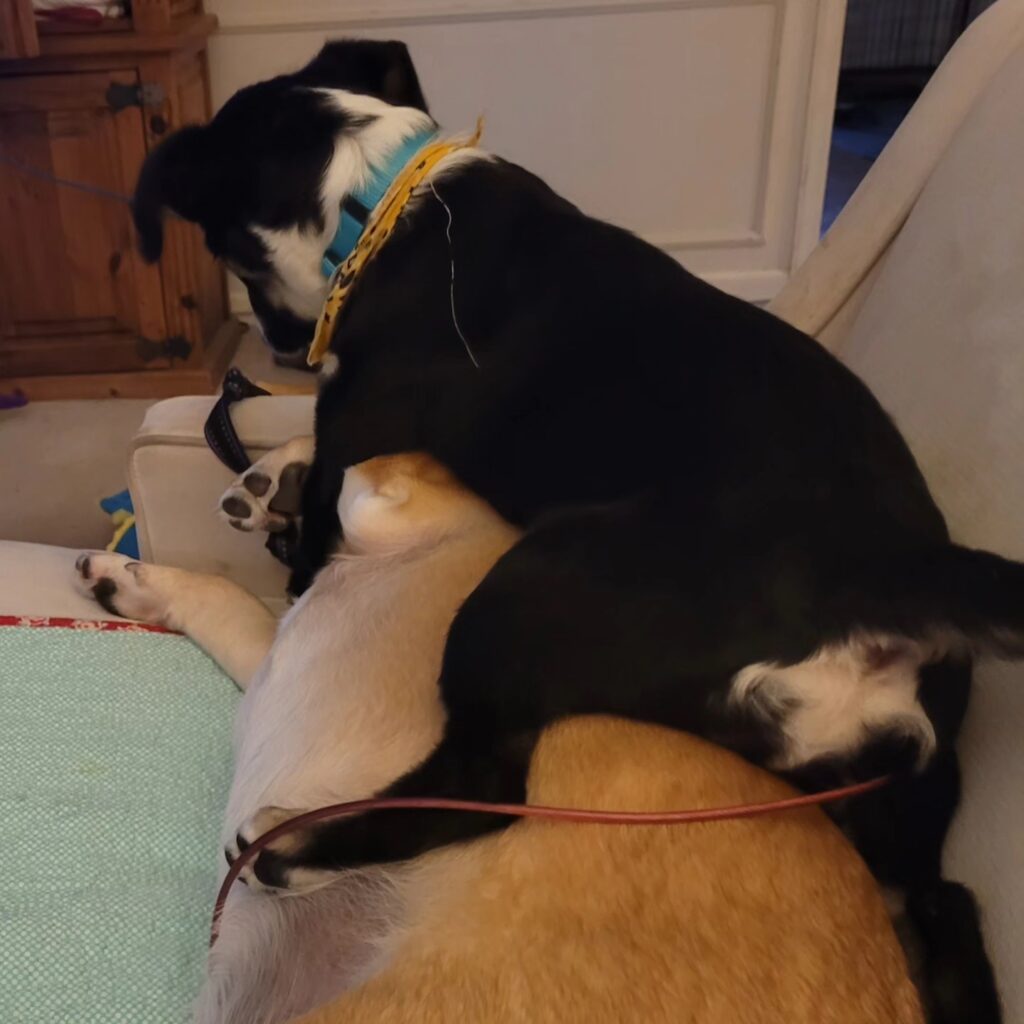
[0,0,37,60]
[0,70,170,377]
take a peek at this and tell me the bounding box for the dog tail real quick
[131,124,206,262]
[830,543,1024,658]
[193,874,394,1024]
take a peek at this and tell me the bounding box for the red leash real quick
[210,774,889,945]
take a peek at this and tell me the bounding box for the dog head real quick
[133,40,430,359]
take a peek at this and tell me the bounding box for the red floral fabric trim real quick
[0,614,178,635]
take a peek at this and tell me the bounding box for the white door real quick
[208,0,846,309]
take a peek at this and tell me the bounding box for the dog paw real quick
[225,805,334,891]
[218,436,312,534]
[73,552,166,623]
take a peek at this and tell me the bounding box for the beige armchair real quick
[769,3,1024,1015]
[122,2,1024,1015]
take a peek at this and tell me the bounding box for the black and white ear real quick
[131,124,208,262]
[297,40,430,113]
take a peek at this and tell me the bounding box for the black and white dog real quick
[134,41,1018,1023]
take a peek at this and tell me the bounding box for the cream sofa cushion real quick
[838,50,1024,1020]
[0,541,105,620]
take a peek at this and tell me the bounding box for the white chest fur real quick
[222,525,518,848]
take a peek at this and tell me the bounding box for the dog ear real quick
[131,124,208,262]
[377,41,429,112]
[298,40,430,113]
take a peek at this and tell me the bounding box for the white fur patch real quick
[316,89,437,187]
[194,870,406,1024]
[195,457,521,1023]
[729,637,936,770]
[253,223,331,321]
[318,352,340,379]
[250,90,486,327]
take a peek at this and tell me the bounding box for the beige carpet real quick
[0,328,312,550]
[0,398,154,550]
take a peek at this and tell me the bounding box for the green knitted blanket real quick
[0,623,238,1023]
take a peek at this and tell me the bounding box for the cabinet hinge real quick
[106,82,166,112]
[136,335,192,363]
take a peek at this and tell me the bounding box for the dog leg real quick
[838,747,1000,1024]
[73,553,277,689]
[232,727,536,890]
[289,454,344,595]
[218,435,314,534]
[783,727,1001,1024]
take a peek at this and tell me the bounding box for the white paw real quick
[218,437,312,534]
[225,805,332,892]
[73,552,167,623]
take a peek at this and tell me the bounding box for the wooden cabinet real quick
[0,0,38,61]
[0,4,240,399]
[0,69,169,377]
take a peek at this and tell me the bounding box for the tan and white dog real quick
[75,451,922,1024]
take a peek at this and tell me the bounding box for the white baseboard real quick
[209,0,751,32]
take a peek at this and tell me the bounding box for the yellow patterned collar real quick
[307,118,484,367]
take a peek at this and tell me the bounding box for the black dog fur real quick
[134,41,1012,1023]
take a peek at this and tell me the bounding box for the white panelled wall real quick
[207,0,846,314]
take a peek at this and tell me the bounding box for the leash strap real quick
[204,367,270,475]
[308,118,484,366]
[210,774,891,945]
[265,520,300,570]
[202,368,298,568]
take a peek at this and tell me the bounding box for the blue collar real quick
[321,126,439,278]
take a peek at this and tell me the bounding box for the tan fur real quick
[221,451,522,859]
[337,452,489,553]
[297,716,923,1024]
[77,450,923,1023]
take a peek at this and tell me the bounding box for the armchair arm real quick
[768,0,1024,349]
[128,395,314,604]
